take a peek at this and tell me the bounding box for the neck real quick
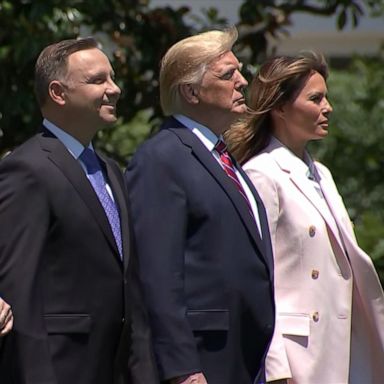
[43,114,95,147]
[181,111,234,137]
[273,133,306,160]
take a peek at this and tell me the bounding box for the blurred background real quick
[1,0,383,282]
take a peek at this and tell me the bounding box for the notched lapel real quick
[271,145,346,254]
[169,125,267,258]
[38,133,121,260]
[98,154,130,269]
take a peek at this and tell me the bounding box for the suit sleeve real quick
[245,165,292,381]
[0,158,57,382]
[124,144,201,381]
[102,160,159,384]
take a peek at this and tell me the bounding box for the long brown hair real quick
[226,52,328,164]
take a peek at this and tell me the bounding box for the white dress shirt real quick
[43,118,115,201]
[174,114,263,237]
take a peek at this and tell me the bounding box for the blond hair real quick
[160,27,238,116]
[226,52,328,164]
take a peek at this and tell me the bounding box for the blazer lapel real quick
[316,171,353,248]
[270,143,346,254]
[38,131,121,260]
[167,121,267,260]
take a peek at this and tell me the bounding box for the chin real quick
[232,108,248,118]
[102,114,118,124]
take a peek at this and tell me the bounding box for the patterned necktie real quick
[214,140,254,218]
[80,148,123,258]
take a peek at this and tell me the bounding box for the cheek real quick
[294,105,319,125]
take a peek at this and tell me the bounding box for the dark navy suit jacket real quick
[125,117,275,384]
[0,129,158,384]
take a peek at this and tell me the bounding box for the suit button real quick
[309,225,316,237]
[122,317,125,323]
[312,311,320,322]
[311,269,319,279]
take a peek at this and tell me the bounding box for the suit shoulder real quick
[243,151,277,174]
[132,128,186,161]
[314,161,333,179]
[1,135,45,169]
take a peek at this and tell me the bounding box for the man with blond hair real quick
[125,28,275,384]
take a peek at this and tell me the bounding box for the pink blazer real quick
[244,138,384,383]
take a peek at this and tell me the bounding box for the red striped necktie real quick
[214,140,254,219]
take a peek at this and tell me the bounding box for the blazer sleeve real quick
[124,144,201,381]
[0,158,57,383]
[245,165,292,381]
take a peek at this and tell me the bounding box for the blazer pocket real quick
[44,314,92,334]
[278,312,310,337]
[186,309,229,331]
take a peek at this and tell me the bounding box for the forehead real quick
[209,51,240,70]
[301,71,327,91]
[66,48,112,73]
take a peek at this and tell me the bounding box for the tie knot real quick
[214,139,227,155]
[80,147,101,174]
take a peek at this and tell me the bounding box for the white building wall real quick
[150,0,384,57]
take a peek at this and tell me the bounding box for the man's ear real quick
[48,81,66,106]
[179,83,199,105]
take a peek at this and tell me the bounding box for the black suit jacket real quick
[125,117,275,384]
[0,129,158,384]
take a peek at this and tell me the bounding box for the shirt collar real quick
[174,114,220,152]
[43,118,93,159]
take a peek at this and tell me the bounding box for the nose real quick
[322,97,333,114]
[107,78,121,98]
[235,70,248,91]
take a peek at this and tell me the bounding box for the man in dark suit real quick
[125,28,275,384]
[0,37,158,384]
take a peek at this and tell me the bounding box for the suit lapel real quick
[270,143,346,254]
[38,131,121,261]
[316,171,352,249]
[166,120,268,261]
[98,153,130,269]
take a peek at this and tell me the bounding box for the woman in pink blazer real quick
[226,52,384,383]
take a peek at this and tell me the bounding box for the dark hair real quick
[34,37,98,107]
[226,51,328,164]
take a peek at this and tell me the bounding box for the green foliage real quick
[1,0,383,158]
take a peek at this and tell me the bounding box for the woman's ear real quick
[271,103,286,120]
[48,81,66,106]
[179,83,199,105]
